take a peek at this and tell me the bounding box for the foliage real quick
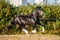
[0,1,60,35]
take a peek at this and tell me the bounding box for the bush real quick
[0,1,60,35]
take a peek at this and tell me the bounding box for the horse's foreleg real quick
[32,28,37,33]
[41,25,45,32]
[32,25,37,33]
[40,21,45,32]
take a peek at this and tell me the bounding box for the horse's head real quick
[32,6,44,21]
[35,7,44,18]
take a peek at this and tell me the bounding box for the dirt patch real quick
[0,34,60,40]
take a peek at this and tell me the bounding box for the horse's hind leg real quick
[22,25,30,36]
[4,22,15,34]
[18,25,23,33]
[4,25,12,34]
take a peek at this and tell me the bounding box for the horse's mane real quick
[17,6,42,17]
[28,6,42,16]
[31,6,42,13]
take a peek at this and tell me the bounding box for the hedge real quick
[0,0,60,35]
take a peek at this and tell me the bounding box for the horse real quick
[5,6,45,36]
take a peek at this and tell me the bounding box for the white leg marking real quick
[22,29,30,36]
[32,28,36,33]
[42,26,45,32]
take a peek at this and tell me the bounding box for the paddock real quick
[0,34,60,40]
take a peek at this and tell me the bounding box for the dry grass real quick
[0,34,60,40]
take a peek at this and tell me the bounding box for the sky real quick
[47,0,55,4]
[28,0,60,4]
[5,0,60,5]
[27,0,34,3]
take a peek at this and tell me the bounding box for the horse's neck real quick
[32,9,37,21]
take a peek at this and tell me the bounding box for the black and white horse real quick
[5,7,45,36]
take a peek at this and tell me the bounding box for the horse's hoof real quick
[42,30,44,33]
[26,33,30,36]
[32,29,36,33]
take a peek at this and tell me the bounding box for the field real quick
[0,34,60,40]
